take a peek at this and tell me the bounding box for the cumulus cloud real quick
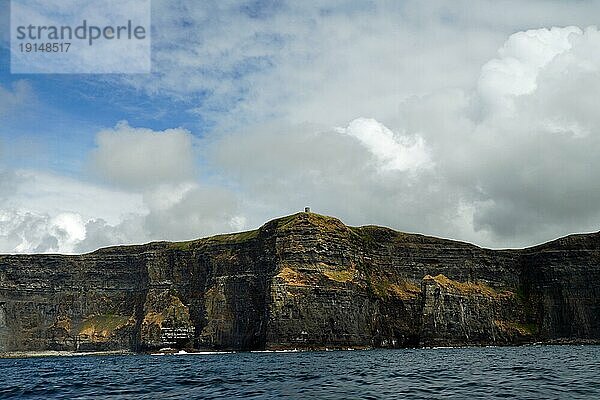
[116,1,600,129]
[120,1,501,128]
[478,26,582,115]
[335,118,432,172]
[0,117,248,253]
[141,184,243,241]
[0,171,244,253]
[72,182,244,253]
[448,26,600,245]
[208,118,457,244]
[6,170,146,224]
[0,169,145,253]
[89,121,197,188]
[0,210,85,253]
[6,3,600,253]
[204,24,600,248]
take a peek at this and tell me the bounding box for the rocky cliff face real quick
[0,212,598,352]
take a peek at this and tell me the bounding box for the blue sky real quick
[0,47,208,175]
[2,0,600,253]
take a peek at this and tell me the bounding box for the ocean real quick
[1,346,599,399]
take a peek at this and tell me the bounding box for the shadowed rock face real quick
[0,212,599,352]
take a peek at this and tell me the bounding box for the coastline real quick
[3,340,600,359]
[0,350,133,359]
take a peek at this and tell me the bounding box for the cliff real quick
[1,212,599,353]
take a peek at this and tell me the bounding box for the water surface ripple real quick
[1,346,599,399]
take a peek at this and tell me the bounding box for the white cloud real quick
[0,210,85,253]
[0,169,146,253]
[0,117,246,253]
[119,1,502,128]
[452,26,600,246]
[207,118,456,244]
[0,169,244,253]
[8,169,146,224]
[7,3,600,252]
[72,182,245,253]
[141,184,243,242]
[11,0,150,73]
[89,121,197,188]
[478,26,582,114]
[335,118,432,172]
[204,24,600,248]
[115,1,600,130]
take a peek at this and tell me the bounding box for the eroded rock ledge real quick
[1,212,599,352]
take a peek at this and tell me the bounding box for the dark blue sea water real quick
[1,346,599,399]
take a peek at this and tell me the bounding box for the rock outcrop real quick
[1,212,599,352]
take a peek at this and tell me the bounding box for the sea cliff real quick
[1,212,598,353]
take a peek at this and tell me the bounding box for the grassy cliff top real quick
[35,211,600,256]
[167,212,347,251]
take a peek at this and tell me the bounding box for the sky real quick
[2,0,600,253]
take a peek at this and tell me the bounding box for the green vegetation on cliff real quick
[1,211,599,353]
[78,314,132,339]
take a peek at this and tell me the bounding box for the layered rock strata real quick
[1,212,598,352]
